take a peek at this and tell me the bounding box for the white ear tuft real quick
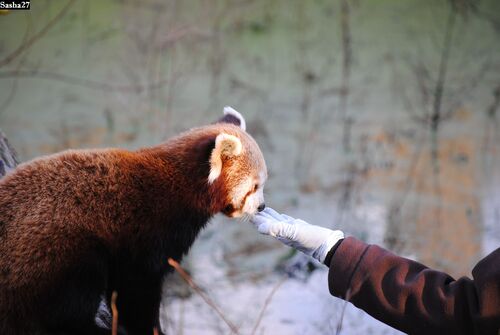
[223,106,246,131]
[208,133,242,184]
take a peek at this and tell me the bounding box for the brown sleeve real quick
[327,237,500,335]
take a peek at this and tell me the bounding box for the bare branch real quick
[0,0,77,68]
[339,0,353,152]
[167,258,240,335]
[487,83,500,118]
[0,129,19,178]
[0,69,169,93]
[431,5,457,132]
[250,277,286,335]
[111,291,118,335]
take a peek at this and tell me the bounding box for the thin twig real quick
[111,291,118,335]
[335,247,371,335]
[487,84,500,118]
[0,0,77,68]
[339,0,353,153]
[167,258,240,335]
[0,69,169,93]
[250,277,287,335]
[430,4,457,132]
[335,293,350,335]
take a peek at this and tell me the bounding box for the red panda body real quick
[0,113,267,335]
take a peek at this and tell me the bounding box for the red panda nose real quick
[257,203,266,212]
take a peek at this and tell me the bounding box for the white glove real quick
[251,207,344,263]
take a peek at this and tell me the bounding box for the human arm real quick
[251,208,500,335]
[328,236,500,335]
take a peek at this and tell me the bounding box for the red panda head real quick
[209,107,267,218]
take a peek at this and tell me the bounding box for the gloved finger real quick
[257,220,285,237]
[281,214,297,222]
[262,207,284,220]
[293,218,311,227]
[257,221,282,237]
[255,210,276,220]
[250,214,270,226]
[252,213,275,225]
[257,222,271,235]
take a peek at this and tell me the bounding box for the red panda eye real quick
[253,184,259,192]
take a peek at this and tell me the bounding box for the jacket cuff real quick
[327,236,371,299]
[323,238,344,266]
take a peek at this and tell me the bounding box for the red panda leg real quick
[37,255,111,334]
[107,263,165,335]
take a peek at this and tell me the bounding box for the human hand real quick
[251,207,344,263]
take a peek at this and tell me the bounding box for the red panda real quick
[0,107,267,335]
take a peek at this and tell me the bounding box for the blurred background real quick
[1,0,499,334]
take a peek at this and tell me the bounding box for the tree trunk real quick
[0,129,19,178]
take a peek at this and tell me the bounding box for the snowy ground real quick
[160,218,404,335]
[162,270,403,335]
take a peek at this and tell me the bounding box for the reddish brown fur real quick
[0,122,261,335]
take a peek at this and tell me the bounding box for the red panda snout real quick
[221,172,266,218]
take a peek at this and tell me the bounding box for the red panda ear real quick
[208,133,242,184]
[215,106,247,131]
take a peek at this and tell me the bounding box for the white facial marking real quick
[238,168,267,216]
[259,170,267,185]
[232,177,253,205]
[208,133,242,184]
[243,187,264,215]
